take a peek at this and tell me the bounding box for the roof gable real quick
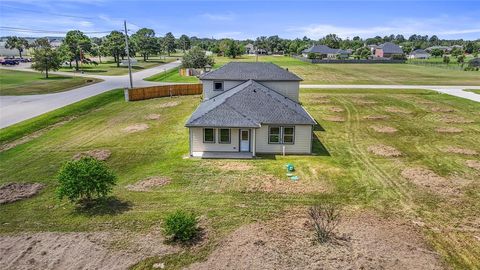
[199,62,302,81]
[379,42,404,54]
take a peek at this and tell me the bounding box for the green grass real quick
[464,89,480,94]
[144,67,200,83]
[0,69,101,95]
[59,56,177,76]
[1,89,480,269]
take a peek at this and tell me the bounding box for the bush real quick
[309,202,342,244]
[307,52,317,59]
[163,210,198,242]
[57,157,117,204]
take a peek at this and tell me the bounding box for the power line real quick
[0,26,117,35]
[1,5,96,20]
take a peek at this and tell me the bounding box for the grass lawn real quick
[1,88,479,269]
[0,69,101,95]
[59,56,178,76]
[464,89,480,94]
[144,67,200,83]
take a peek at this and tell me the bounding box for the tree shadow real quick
[312,133,330,156]
[255,154,277,160]
[164,226,207,247]
[74,196,132,216]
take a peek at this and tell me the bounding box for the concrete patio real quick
[191,151,253,159]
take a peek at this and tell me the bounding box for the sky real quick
[1,0,479,40]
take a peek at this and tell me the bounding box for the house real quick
[302,45,350,59]
[185,62,316,158]
[374,42,403,58]
[408,49,430,59]
[245,43,255,54]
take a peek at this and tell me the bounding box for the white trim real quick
[252,128,256,156]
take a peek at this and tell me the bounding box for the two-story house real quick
[185,62,316,158]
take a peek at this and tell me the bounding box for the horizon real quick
[1,0,479,41]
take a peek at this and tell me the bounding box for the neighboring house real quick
[49,39,63,48]
[245,43,255,54]
[408,49,430,59]
[468,58,480,68]
[374,42,404,58]
[425,46,453,53]
[302,45,350,59]
[185,62,316,158]
[0,41,20,57]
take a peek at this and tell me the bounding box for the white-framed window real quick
[203,128,215,143]
[213,81,224,91]
[268,126,295,144]
[218,128,231,144]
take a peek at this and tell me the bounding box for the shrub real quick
[307,52,317,59]
[309,202,342,244]
[57,157,117,204]
[163,210,198,242]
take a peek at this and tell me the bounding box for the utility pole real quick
[124,20,133,89]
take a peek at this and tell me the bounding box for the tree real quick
[320,34,341,49]
[431,48,444,58]
[64,30,91,71]
[457,55,465,66]
[443,55,450,65]
[450,47,463,58]
[131,28,157,61]
[57,157,117,204]
[57,43,74,68]
[5,36,29,58]
[353,47,371,59]
[90,37,104,63]
[266,35,281,53]
[103,31,125,67]
[181,46,214,68]
[31,38,62,78]
[178,34,191,52]
[163,32,176,56]
[224,39,243,58]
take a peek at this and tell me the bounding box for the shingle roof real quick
[410,49,429,55]
[378,42,404,54]
[302,45,351,55]
[185,80,316,128]
[199,62,302,81]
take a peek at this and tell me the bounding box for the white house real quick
[409,49,430,59]
[185,62,316,158]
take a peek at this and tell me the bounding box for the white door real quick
[240,129,250,152]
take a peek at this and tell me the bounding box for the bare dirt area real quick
[122,123,149,133]
[466,160,480,170]
[323,116,345,122]
[368,144,402,157]
[72,149,111,161]
[185,210,444,270]
[430,107,456,113]
[126,176,171,192]
[0,183,44,204]
[385,107,412,114]
[327,106,344,112]
[213,161,254,171]
[438,115,474,124]
[363,115,389,120]
[245,175,326,194]
[145,114,161,120]
[0,231,177,270]
[435,127,463,133]
[155,101,180,109]
[370,125,398,133]
[441,147,478,156]
[401,167,468,195]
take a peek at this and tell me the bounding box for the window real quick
[219,128,231,144]
[268,126,295,144]
[213,81,224,91]
[203,128,215,143]
[283,126,295,144]
[268,126,281,144]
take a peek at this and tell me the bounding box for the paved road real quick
[301,84,480,102]
[0,61,181,128]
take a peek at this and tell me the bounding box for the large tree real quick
[31,38,62,78]
[224,39,243,58]
[163,32,176,56]
[64,30,92,71]
[131,28,157,61]
[5,36,29,58]
[181,46,214,68]
[103,31,125,67]
[178,34,191,52]
[320,34,341,49]
[90,37,104,63]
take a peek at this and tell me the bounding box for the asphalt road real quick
[0,61,181,128]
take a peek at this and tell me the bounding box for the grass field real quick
[1,88,479,269]
[144,67,200,83]
[464,89,480,94]
[146,55,480,85]
[0,69,101,95]
[59,56,178,76]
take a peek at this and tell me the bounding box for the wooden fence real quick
[126,84,203,101]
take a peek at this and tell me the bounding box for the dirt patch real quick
[370,125,398,133]
[368,144,402,157]
[435,127,463,133]
[0,117,75,153]
[385,107,412,114]
[214,161,254,171]
[430,107,456,113]
[246,175,326,194]
[126,176,171,192]
[73,149,111,161]
[466,160,480,170]
[323,116,345,122]
[0,231,177,270]
[185,210,443,270]
[0,183,44,204]
[327,106,344,112]
[439,115,474,124]
[145,114,161,120]
[441,147,478,156]
[156,101,180,108]
[352,98,377,106]
[123,123,149,133]
[363,115,389,120]
[401,167,467,195]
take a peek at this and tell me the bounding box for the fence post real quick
[124,87,130,102]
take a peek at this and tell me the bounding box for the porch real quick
[191,151,254,159]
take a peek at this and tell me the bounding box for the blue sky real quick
[1,0,479,40]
